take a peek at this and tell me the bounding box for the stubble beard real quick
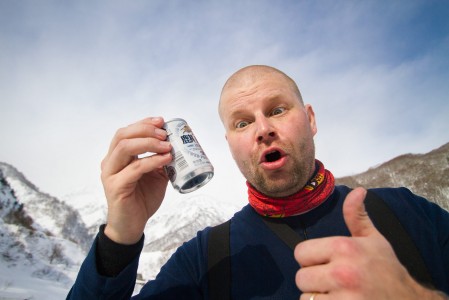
[243,142,316,198]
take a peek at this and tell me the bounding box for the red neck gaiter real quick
[247,160,335,218]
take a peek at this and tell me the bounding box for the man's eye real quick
[236,121,249,129]
[271,107,286,116]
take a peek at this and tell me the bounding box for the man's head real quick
[218,65,317,197]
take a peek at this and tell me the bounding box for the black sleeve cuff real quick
[96,224,144,277]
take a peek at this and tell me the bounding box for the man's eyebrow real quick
[228,108,247,120]
[228,95,286,116]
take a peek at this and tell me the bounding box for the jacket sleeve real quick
[66,234,140,300]
[132,229,210,300]
[66,228,210,300]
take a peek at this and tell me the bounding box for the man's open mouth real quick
[265,150,282,162]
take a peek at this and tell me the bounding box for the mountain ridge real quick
[0,162,93,250]
[0,164,87,299]
[335,142,449,211]
[1,141,448,298]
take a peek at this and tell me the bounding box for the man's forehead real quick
[225,68,284,88]
[221,83,295,118]
[219,65,303,120]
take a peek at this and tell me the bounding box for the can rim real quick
[179,171,214,194]
[164,118,186,124]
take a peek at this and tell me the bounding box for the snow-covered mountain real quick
[60,187,239,288]
[0,163,88,300]
[0,162,239,299]
[60,185,107,237]
[336,142,449,211]
[138,194,237,282]
[0,163,93,251]
[1,141,448,299]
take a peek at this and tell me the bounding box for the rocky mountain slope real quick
[0,141,448,298]
[0,163,93,251]
[336,142,449,211]
[0,162,238,298]
[0,163,88,299]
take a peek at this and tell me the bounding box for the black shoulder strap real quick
[207,220,231,300]
[364,190,434,287]
[207,190,435,300]
[260,217,305,251]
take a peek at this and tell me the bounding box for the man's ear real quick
[305,104,317,136]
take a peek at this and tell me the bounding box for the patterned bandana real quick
[247,160,335,218]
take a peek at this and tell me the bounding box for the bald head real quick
[218,65,303,122]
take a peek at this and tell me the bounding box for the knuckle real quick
[116,139,130,152]
[331,263,362,289]
[140,123,152,134]
[100,169,107,181]
[115,126,128,140]
[100,158,107,170]
[332,237,358,256]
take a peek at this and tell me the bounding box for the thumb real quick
[343,187,378,237]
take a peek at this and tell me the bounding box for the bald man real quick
[68,65,449,299]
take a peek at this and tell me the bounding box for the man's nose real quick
[256,117,276,142]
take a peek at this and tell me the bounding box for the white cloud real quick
[0,1,448,207]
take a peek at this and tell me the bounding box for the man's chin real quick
[254,180,301,198]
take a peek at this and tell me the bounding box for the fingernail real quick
[155,128,167,139]
[151,116,163,123]
[160,141,171,147]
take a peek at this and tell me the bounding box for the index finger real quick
[101,117,170,176]
[294,236,356,267]
[106,117,166,157]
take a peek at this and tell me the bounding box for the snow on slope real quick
[0,163,88,300]
[1,162,241,299]
[0,220,85,300]
[1,141,448,298]
[59,183,242,291]
[138,194,239,281]
[60,184,107,237]
[0,163,92,251]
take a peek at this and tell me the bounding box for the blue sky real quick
[1,1,448,207]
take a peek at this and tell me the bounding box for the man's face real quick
[220,73,317,197]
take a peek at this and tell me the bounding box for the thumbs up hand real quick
[294,187,445,300]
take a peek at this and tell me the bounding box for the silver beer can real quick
[163,118,214,193]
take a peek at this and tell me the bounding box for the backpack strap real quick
[364,190,434,287]
[260,217,305,251]
[207,220,231,300]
